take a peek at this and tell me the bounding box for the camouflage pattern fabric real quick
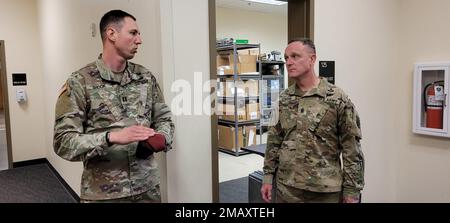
[80,186,161,203]
[276,181,341,203]
[54,57,174,201]
[263,78,364,199]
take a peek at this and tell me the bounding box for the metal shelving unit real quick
[217,43,262,156]
[218,119,260,126]
[217,44,260,52]
[217,74,260,80]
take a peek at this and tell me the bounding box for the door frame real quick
[0,40,13,169]
[288,0,314,41]
[287,0,314,87]
[208,0,219,203]
[209,0,314,203]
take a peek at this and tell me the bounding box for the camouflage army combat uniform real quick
[54,57,174,202]
[263,78,364,202]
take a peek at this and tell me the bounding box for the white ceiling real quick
[216,0,288,15]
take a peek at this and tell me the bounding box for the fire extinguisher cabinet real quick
[413,62,450,137]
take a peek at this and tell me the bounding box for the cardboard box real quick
[217,54,234,75]
[217,99,260,121]
[218,99,246,115]
[244,125,257,147]
[218,125,244,151]
[217,125,257,151]
[239,49,259,56]
[238,54,257,74]
[246,101,260,120]
[217,102,245,116]
[217,81,225,97]
[244,80,259,97]
[218,79,259,98]
[217,80,244,98]
[217,99,246,121]
[217,54,257,75]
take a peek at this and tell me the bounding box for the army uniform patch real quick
[58,82,69,98]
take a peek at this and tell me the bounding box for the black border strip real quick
[12,158,47,168]
[13,158,80,203]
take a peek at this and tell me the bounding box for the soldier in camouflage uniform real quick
[53,10,174,203]
[261,38,364,203]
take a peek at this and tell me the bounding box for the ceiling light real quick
[244,0,287,6]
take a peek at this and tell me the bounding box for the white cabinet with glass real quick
[413,62,450,137]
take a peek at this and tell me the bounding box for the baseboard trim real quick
[44,159,80,203]
[13,158,80,203]
[13,158,47,168]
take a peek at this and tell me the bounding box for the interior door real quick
[0,40,12,170]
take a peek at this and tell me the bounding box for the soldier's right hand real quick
[109,125,155,145]
[261,184,273,203]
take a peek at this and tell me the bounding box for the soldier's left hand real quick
[109,125,155,145]
[343,196,359,203]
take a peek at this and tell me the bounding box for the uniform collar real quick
[96,54,143,85]
[287,77,329,98]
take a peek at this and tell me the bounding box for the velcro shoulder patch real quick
[58,82,70,98]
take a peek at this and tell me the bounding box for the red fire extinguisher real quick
[424,82,445,129]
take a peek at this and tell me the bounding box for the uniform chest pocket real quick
[121,85,141,108]
[87,85,119,123]
[280,101,299,131]
[307,103,330,133]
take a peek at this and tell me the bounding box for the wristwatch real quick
[106,131,113,147]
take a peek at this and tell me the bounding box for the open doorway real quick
[210,0,314,203]
[213,0,288,203]
[0,40,13,170]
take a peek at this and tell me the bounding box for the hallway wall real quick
[160,0,213,202]
[0,0,47,162]
[396,0,450,202]
[315,0,450,202]
[314,0,400,202]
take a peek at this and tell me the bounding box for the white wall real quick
[38,0,166,198]
[396,0,450,202]
[314,0,400,202]
[0,0,47,162]
[216,7,287,56]
[316,0,450,203]
[161,0,213,203]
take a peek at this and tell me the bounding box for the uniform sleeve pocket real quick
[349,113,362,139]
